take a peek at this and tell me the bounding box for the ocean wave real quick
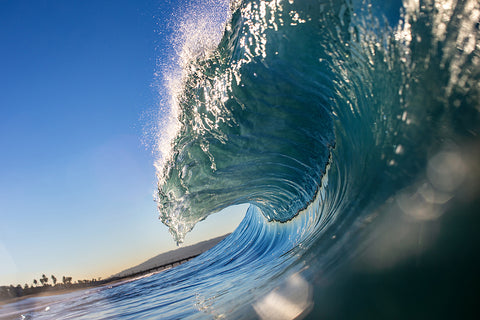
[156,0,479,248]
[9,0,479,319]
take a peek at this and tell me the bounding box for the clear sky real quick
[0,0,245,287]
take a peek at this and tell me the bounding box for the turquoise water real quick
[2,0,479,318]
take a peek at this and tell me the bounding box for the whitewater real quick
[2,0,480,318]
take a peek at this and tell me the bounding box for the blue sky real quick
[0,0,244,286]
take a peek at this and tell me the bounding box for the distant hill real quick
[110,234,229,279]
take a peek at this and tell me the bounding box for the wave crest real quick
[156,0,480,245]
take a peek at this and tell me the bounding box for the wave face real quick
[7,0,479,319]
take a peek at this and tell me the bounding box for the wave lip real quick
[155,0,347,244]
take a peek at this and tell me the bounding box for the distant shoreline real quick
[0,234,230,304]
[110,234,229,279]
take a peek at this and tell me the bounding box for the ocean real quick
[2,0,480,318]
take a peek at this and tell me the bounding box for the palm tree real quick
[51,275,57,285]
[41,274,48,286]
[33,279,38,287]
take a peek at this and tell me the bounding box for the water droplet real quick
[395,145,404,155]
